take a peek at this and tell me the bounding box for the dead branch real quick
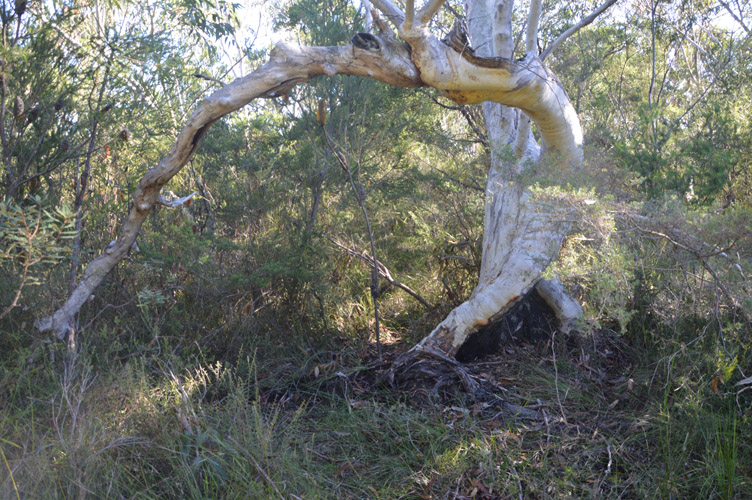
[621,213,751,330]
[328,236,434,310]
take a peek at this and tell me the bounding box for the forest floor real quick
[0,321,749,499]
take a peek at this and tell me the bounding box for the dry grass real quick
[1,321,749,499]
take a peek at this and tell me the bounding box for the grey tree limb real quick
[541,0,619,61]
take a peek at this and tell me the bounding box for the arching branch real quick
[37,36,422,342]
[417,0,447,25]
[39,0,586,348]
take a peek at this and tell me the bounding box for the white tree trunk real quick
[40,0,598,354]
[410,0,583,357]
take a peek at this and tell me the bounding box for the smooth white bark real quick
[526,0,543,54]
[39,37,421,342]
[411,0,583,357]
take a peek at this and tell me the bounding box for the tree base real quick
[455,286,560,362]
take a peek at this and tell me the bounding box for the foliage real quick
[0,196,75,319]
[1,0,752,497]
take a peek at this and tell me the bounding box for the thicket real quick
[1,0,751,497]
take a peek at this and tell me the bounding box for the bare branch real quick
[424,92,489,147]
[37,37,422,342]
[405,0,415,30]
[370,0,405,26]
[526,0,543,54]
[322,133,383,359]
[193,73,226,87]
[417,0,448,25]
[659,53,732,144]
[328,237,434,310]
[363,0,374,32]
[372,10,397,42]
[541,0,619,61]
[629,222,751,330]
[718,0,751,34]
[620,212,749,280]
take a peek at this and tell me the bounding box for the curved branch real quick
[541,0,619,61]
[38,37,422,341]
[39,16,586,343]
[417,0,447,25]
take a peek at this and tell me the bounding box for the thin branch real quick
[0,260,29,321]
[541,0,619,60]
[424,92,488,147]
[718,0,751,34]
[48,22,85,51]
[193,73,226,87]
[648,1,658,150]
[404,0,415,30]
[417,0,447,25]
[369,0,405,26]
[433,165,484,192]
[323,132,383,360]
[328,236,434,310]
[659,54,732,145]
[620,212,749,280]
[624,216,751,330]
[70,63,112,295]
[526,0,543,54]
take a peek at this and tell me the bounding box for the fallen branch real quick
[157,191,197,208]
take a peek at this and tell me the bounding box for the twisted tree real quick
[39,0,616,355]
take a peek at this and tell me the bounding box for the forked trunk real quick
[408,0,583,357]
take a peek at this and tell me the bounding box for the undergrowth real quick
[1,310,750,499]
